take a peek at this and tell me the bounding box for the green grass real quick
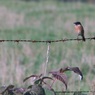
[0,0,95,93]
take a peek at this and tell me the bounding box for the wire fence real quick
[0,37,94,43]
[55,91,95,95]
[0,1,95,94]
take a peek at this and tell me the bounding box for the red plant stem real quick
[43,81,52,89]
[50,78,56,87]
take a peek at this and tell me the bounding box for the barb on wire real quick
[0,37,94,43]
[44,43,50,76]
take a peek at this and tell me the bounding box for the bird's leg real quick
[77,35,79,41]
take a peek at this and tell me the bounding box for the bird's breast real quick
[75,25,81,33]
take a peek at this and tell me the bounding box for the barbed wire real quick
[0,37,94,43]
[55,90,95,93]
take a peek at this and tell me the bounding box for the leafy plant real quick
[49,66,83,90]
[1,67,83,95]
[23,74,55,95]
[1,85,15,95]
[23,74,53,85]
[23,66,83,94]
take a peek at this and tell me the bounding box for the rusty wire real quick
[0,37,94,43]
[55,90,95,94]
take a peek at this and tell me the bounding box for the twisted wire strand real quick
[55,90,95,94]
[0,37,94,43]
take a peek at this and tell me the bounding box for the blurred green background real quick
[0,0,95,94]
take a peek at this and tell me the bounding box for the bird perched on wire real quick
[74,21,85,41]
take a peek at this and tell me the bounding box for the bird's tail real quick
[82,35,85,41]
